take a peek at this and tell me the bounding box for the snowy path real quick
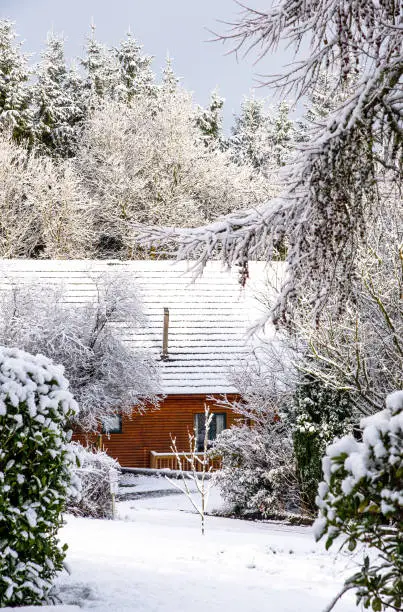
[56,476,358,612]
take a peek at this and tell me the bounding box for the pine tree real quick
[230,97,297,173]
[195,90,225,148]
[160,54,179,94]
[0,20,32,142]
[81,25,119,109]
[266,101,296,168]
[33,33,84,156]
[229,96,269,170]
[114,30,155,102]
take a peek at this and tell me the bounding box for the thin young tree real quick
[166,404,214,535]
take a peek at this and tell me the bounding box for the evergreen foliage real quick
[0,346,79,606]
[0,20,32,142]
[314,391,403,612]
[114,31,155,102]
[33,33,84,156]
[292,373,354,512]
[195,90,225,148]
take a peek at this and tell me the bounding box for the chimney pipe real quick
[161,307,169,360]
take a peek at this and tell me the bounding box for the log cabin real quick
[1,259,273,468]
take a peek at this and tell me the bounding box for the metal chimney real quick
[161,307,169,360]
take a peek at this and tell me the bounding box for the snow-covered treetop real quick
[0,20,32,140]
[0,345,78,419]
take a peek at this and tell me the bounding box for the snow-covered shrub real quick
[0,346,79,607]
[213,422,299,518]
[67,443,120,519]
[314,391,403,612]
[293,374,354,512]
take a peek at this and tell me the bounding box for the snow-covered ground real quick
[54,474,357,612]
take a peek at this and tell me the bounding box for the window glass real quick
[101,414,122,434]
[194,413,227,451]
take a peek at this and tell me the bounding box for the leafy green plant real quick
[315,391,403,611]
[0,346,79,606]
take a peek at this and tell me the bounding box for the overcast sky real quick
[2,0,295,129]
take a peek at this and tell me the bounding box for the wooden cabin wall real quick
[73,394,240,468]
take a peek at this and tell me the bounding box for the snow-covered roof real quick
[0,260,277,394]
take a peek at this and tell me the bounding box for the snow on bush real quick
[213,423,299,518]
[0,346,79,607]
[314,391,403,611]
[67,443,120,519]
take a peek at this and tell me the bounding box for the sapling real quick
[166,404,214,535]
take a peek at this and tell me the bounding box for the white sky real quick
[2,0,295,129]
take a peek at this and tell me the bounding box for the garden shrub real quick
[67,442,120,519]
[314,391,403,612]
[293,373,354,512]
[213,422,300,518]
[0,346,79,606]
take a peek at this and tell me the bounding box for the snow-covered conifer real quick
[0,20,32,142]
[0,346,79,606]
[195,90,225,148]
[114,30,155,102]
[33,33,84,156]
[81,26,119,108]
[160,54,179,94]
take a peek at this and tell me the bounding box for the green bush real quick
[0,346,79,606]
[293,374,353,512]
[315,391,403,611]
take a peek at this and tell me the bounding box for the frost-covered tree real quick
[295,196,402,416]
[229,96,270,169]
[0,273,160,431]
[0,20,32,142]
[75,92,271,258]
[0,346,79,606]
[67,443,120,519]
[315,391,403,612]
[213,355,300,517]
[139,0,402,325]
[195,90,225,148]
[229,97,297,183]
[160,55,179,94]
[81,26,119,107]
[114,30,155,102]
[33,33,84,156]
[0,134,89,258]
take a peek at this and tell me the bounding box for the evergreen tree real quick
[195,90,225,148]
[266,101,296,168]
[160,54,179,94]
[0,20,32,142]
[230,96,297,174]
[81,25,119,108]
[114,30,155,102]
[33,33,84,156]
[229,96,269,170]
[292,373,354,512]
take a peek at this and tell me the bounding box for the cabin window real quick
[194,413,227,451]
[101,414,122,434]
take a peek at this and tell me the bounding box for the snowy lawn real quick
[55,475,358,611]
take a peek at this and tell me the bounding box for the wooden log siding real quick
[73,394,240,468]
